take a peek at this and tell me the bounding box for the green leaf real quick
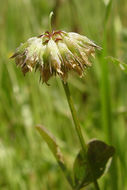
[36,125,64,164]
[107,56,127,74]
[73,139,115,188]
[36,125,73,187]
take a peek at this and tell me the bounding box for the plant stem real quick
[62,82,86,153]
[62,81,100,190]
[93,179,100,190]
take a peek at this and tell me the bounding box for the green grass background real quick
[0,0,127,189]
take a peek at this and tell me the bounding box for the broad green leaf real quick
[107,56,127,74]
[73,139,115,188]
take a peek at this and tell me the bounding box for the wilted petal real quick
[68,32,100,49]
[47,39,62,74]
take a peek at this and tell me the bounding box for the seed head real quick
[11,30,100,84]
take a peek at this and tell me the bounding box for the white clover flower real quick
[11,30,100,84]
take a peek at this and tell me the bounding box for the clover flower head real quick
[11,30,100,84]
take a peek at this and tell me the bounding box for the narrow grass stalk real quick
[100,1,118,189]
[62,82,100,190]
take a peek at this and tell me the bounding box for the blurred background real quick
[0,0,127,189]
